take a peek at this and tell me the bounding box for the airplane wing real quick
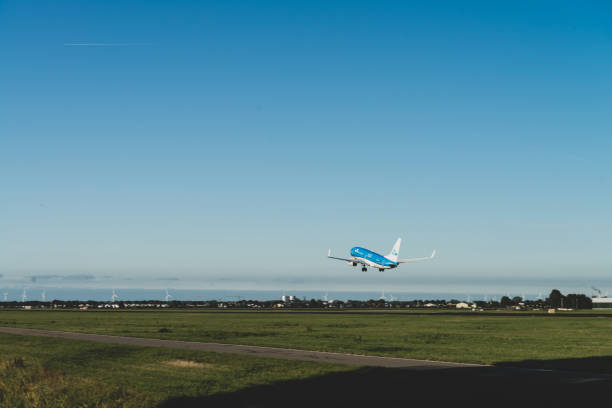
[327,249,363,264]
[397,250,436,264]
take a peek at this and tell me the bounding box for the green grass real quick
[0,332,352,407]
[3,309,612,367]
[4,310,612,407]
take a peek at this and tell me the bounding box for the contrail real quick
[63,42,146,47]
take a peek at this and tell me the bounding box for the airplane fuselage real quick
[350,247,398,269]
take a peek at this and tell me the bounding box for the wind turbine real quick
[3,292,7,302]
[111,289,118,302]
[41,290,46,302]
[165,289,172,302]
[379,290,386,301]
[21,288,27,303]
[591,286,605,298]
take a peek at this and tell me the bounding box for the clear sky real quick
[1,1,611,292]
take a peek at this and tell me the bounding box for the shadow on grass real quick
[494,356,612,373]
[158,357,612,407]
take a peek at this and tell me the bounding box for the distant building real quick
[455,302,470,309]
[281,295,296,303]
[592,297,612,309]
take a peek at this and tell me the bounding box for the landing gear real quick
[361,267,367,272]
[379,268,384,272]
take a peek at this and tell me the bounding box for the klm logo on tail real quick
[386,238,402,262]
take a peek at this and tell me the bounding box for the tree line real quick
[0,289,593,309]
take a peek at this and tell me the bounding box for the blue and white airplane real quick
[328,238,435,272]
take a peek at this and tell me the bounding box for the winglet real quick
[431,250,436,259]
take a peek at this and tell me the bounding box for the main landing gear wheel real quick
[379,269,384,272]
[361,267,367,272]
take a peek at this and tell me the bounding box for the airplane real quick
[328,238,435,272]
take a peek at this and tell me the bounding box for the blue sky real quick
[1,1,611,292]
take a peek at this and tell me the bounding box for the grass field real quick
[0,332,351,407]
[2,309,612,368]
[4,310,612,406]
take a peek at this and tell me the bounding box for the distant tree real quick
[512,296,523,305]
[500,296,513,307]
[547,289,564,308]
[309,299,323,308]
[565,294,592,309]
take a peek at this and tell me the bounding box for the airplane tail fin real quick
[386,238,401,262]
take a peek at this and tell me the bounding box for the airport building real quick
[592,297,612,309]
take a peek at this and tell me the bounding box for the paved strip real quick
[0,326,482,369]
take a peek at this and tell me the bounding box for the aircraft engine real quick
[347,261,357,266]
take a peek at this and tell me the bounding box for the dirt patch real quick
[163,360,208,369]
